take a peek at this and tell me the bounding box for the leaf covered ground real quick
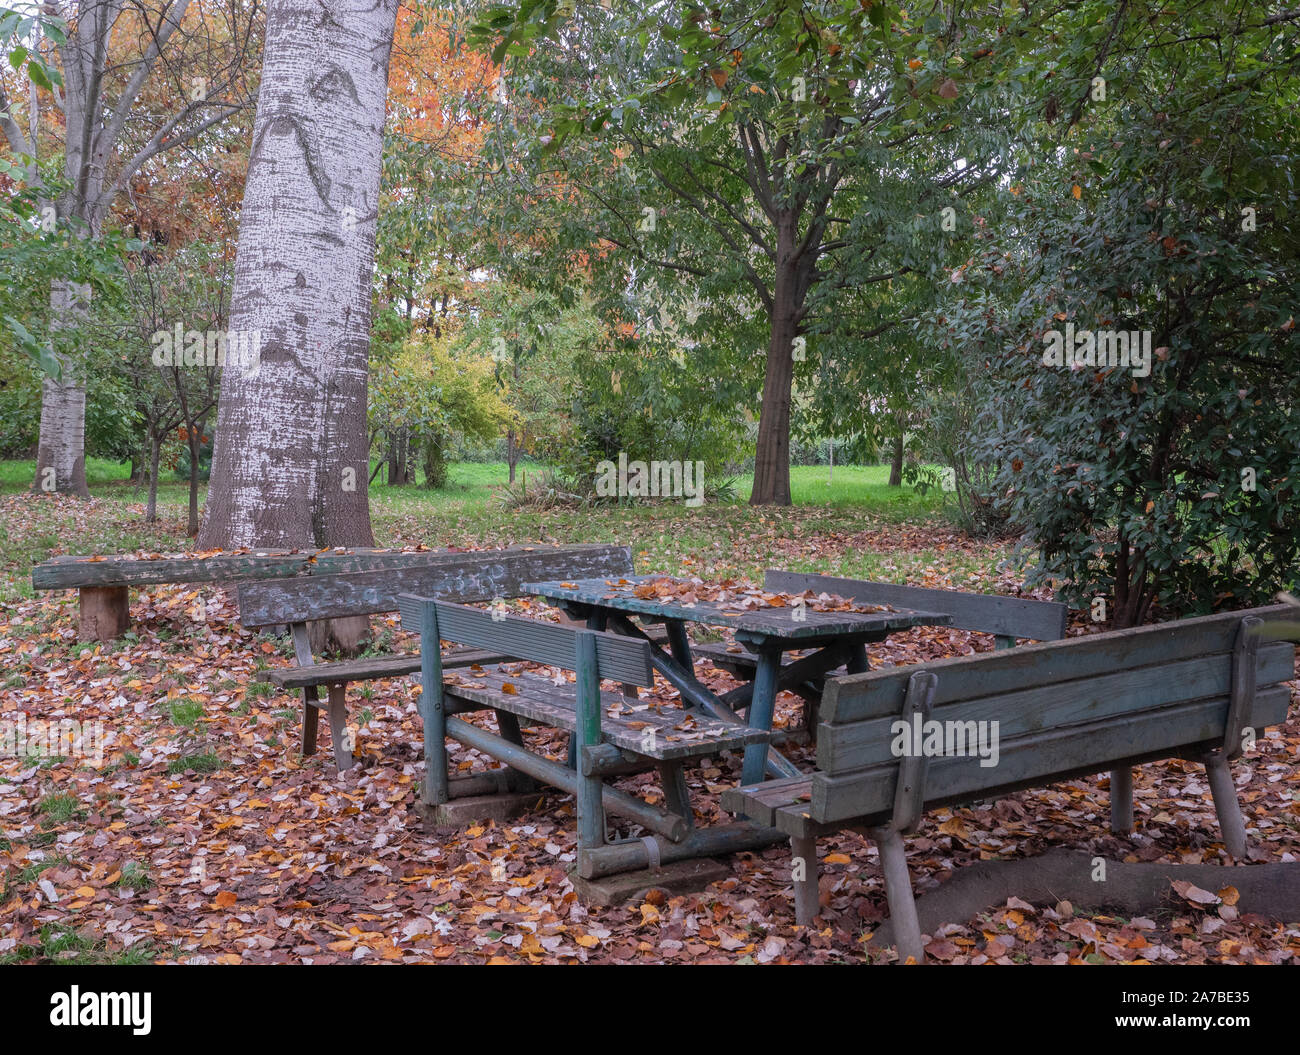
[1,489,1298,965]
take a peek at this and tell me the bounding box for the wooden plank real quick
[891,672,938,832]
[78,585,129,641]
[35,543,632,592]
[818,643,1295,772]
[821,605,1295,723]
[444,716,689,842]
[719,775,813,827]
[398,598,653,686]
[265,645,515,689]
[810,685,1292,824]
[442,667,766,759]
[764,570,1068,641]
[236,546,632,626]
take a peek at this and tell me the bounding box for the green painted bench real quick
[235,545,637,769]
[397,595,778,878]
[696,569,1068,728]
[723,605,1296,963]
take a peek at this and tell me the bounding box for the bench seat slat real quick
[720,775,813,827]
[811,683,1293,824]
[818,641,1296,772]
[444,667,767,760]
[265,645,508,689]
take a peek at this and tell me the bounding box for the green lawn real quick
[0,458,997,604]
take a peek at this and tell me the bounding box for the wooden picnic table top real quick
[523,575,952,643]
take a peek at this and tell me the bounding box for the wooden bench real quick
[723,605,1296,962]
[32,545,627,642]
[397,596,779,879]
[696,569,1068,727]
[235,544,637,769]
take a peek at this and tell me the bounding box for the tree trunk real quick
[750,216,801,507]
[146,432,161,523]
[33,281,91,498]
[888,434,904,487]
[186,421,203,536]
[199,0,398,549]
[507,428,518,484]
[423,434,447,489]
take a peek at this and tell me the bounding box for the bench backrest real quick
[764,570,1067,643]
[236,545,633,628]
[810,605,1296,826]
[397,596,654,687]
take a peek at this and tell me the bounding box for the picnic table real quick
[523,575,952,785]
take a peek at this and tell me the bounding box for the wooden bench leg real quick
[494,710,537,793]
[1110,767,1133,834]
[326,683,354,771]
[657,762,693,828]
[790,835,819,926]
[1203,753,1248,857]
[870,825,924,964]
[79,585,130,642]
[301,687,320,756]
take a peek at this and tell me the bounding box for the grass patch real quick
[37,793,82,824]
[167,751,222,775]
[116,860,151,892]
[0,924,158,965]
[167,699,205,727]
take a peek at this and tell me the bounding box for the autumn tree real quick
[0,0,260,496]
[473,0,1019,504]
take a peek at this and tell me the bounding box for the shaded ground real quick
[1,489,1297,964]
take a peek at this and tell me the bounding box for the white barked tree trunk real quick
[199,0,398,548]
[35,281,92,497]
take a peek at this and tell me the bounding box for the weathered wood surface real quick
[398,598,653,687]
[264,645,505,689]
[818,642,1295,772]
[720,775,812,828]
[721,605,1296,951]
[764,570,1067,642]
[36,543,631,592]
[524,576,951,641]
[443,714,689,841]
[821,604,1295,723]
[441,666,765,760]
[811,685,1292,825]
[78,586,130,642]
[577,823,787,879]
[234,545,632,626]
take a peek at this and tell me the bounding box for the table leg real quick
[664,619,695,674]
[846,643,870,674]
[741,646,783,785]
[589,609,639,697]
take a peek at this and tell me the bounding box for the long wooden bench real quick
[32,544,626,642]
[235,545,638,769]
[697,569,1068,727]
[397,596,778,879]
[723,605,1296,962]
